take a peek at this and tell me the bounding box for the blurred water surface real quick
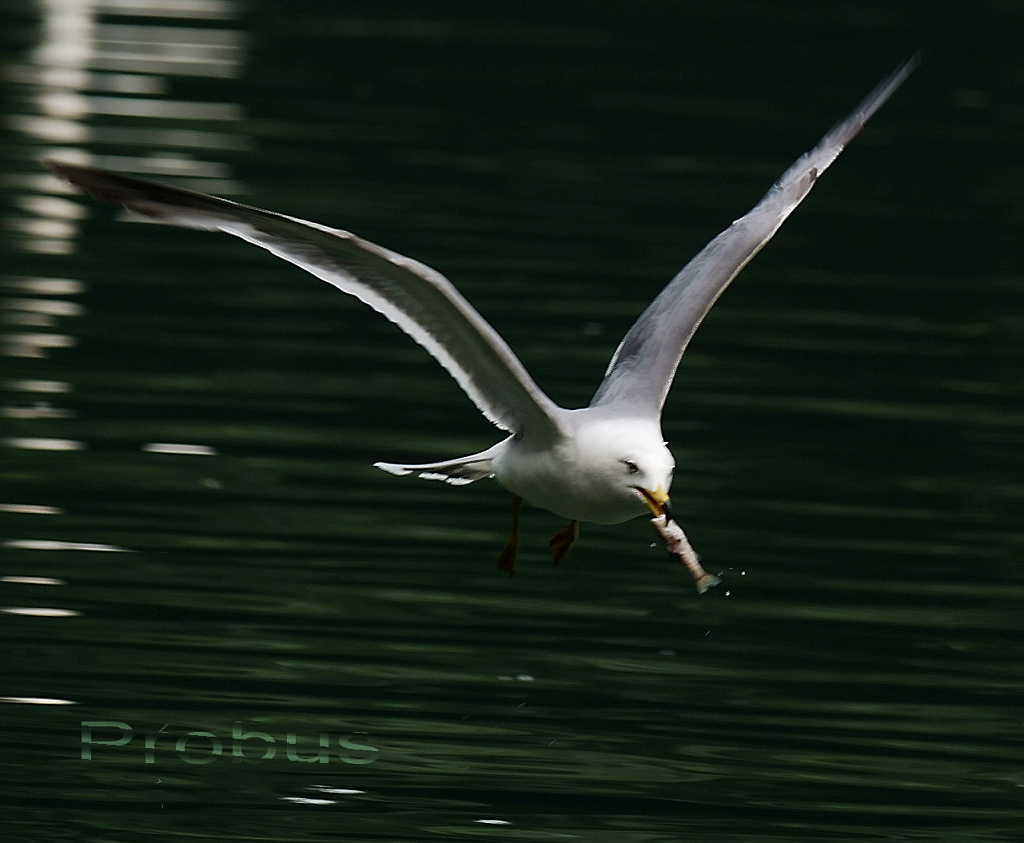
[2,2,1023,841]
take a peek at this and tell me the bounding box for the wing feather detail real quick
[590,57,917,413]
[48,162,563,438]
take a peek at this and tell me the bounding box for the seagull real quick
[48,58,915,582]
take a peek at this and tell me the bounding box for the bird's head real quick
[572,416,675,522]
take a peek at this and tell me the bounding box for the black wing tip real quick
[46,158,155,210]
[46,159,100,193]
[45,158,74,179]
[46,158,122,190]
[45,158,235,222]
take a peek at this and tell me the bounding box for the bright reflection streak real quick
[6,0,94,254]
[1,576,65,585]
[88,96,242,120]
[9,218,80,240]
[2,437,85,451]
[89,73,166,94]
[100,0,236,20]
[143,442,219,456]
[39,90,89,120]
[0,504,64,515]
[0,696,77,705]
[309,786,365,796]
[7,0,246,254]
[3,1,247,516]
[2,278,85,295]
[1,607,82,617]
[4,539,130,552]
[94,24,244,78]
[0,380,72,393]
[14,196,89,221]
[1,274,81,348]
[10,115,88,143]
[3,298,83,317]
[3,314,57,329]
[2,332,77,358]
[1,406,76,420]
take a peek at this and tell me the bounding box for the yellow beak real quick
[635,486,670,518]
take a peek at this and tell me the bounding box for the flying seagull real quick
[48,58,915,588]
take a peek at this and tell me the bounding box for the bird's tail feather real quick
[374,440,506,486]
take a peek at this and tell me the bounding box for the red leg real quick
[497,495,522,575]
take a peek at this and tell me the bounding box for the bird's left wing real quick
[590,57,917,414]
[48,162,564,439]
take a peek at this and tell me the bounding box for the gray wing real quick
[590,57,918,414]
[48,161,564,438]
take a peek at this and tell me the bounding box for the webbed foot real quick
[548,520,579,566]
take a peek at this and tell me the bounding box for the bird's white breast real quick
[490,413,668,524]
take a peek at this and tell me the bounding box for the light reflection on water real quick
[2,2,1024,842]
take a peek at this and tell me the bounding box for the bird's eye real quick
[624,460,639,475]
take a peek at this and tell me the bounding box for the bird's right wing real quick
[590,57,917,414]
[48,162,565,439]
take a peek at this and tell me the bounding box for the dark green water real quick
[2,2,1023,841]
